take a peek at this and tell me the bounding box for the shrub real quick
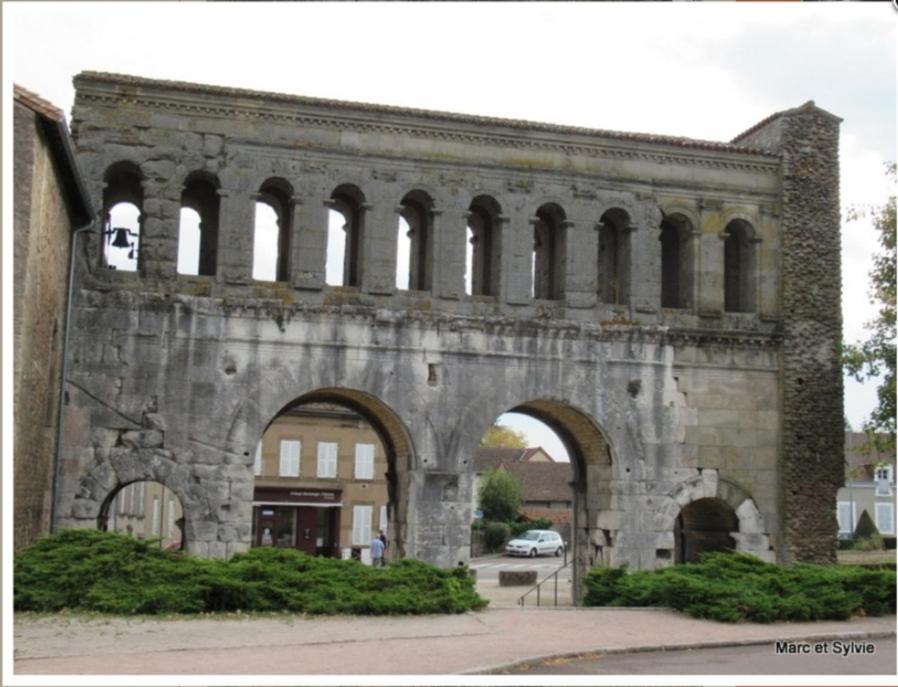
[509,517,553,537]
[478,469,522,523]
[853,534,885,551]
[15,530,488,616]
[583,551,896,623]
[854,509,880,539]
[483,521,511,552]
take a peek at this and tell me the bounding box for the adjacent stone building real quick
[13,85,93,551]
[50,72,843,597]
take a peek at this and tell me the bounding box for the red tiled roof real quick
[14,84,65,122]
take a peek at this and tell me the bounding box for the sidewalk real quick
[13,608,896,676]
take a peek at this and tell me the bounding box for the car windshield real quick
[520,531,541,541]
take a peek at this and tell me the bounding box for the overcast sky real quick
[6,3,895,460]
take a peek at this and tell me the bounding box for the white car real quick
[505,529,564,557]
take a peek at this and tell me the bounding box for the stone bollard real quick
[498,569,537,586]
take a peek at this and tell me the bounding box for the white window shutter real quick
[380,505,388,532]
[355,443,375,479]
[152,497,161,535]
[318,442,338,478]
[875,503,894,535]
[352,505,373,546]
[253,442,262,476]
[837,502,853,534]
[279,440,301,477]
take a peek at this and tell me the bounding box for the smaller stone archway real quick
[657,469,773,565]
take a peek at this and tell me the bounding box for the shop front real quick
[252,487,341,556]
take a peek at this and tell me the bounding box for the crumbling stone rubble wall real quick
[55,73,842,583]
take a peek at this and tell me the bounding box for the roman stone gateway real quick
[55,72,843,597]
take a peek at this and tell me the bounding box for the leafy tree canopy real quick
[479,423,527,449]
[477,469,522,522]
[844,162,896,453]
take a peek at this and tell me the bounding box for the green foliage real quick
[509,517,553,537]
[479,423,527,449]
[483,521,511,553]
[583,551,896,623]
[15,530,487,616]
[854,509,881,540]
[852,534,885,552]
[843,163,896,450]
[478,469,522,523]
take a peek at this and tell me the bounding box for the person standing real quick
[370,532,385,567]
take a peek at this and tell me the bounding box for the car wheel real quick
[529,548,537,558]
[555,547,563,557]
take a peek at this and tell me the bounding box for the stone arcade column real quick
[361,200,397,295]
[433,201,469,301]
[217,188,255,285]
[500,201,536,306]
[627,203,662,320]
[696,199,725,318]
[139,180,180,281]
[563,210,599,310]
[734,102,843,564]
[290,184,328,290]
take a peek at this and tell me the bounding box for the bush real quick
[484,522,511,552]
[853,534,885,551]
[15,530,488,616]
[854,510,880,539]
[583,551,896,623]
[478,469,522,523]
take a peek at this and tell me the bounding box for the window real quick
[253,178,293,282]
[179,172,220,276]
[279,440,301,477]
[532,203,567,300]
[102,161,143,272]
[327,184,366,287]
[167,497,176,537]
[352,505,373,546]
[467,196,502,297]
[723,220,757,313]
[253,442,263,476]
[355,443,375,479]
[875,503,895,535]
[837,501,856,535]
[317,442,338,479]
[598,208,630,305]
[380,505,388,533]
[875,465,893,496]
[660,214,694,309]
[398,190,435,291]
[152,497,161,535]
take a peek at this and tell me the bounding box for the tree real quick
[844,163,896,453]
[479,423,527,449]
[477,469,522,522]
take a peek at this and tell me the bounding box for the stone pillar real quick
[628,205,662,317]
[564,215,598,309]
[217,188,254,285]
[697,200,725,317]
[362,200,397,295]
[500,203,534,305]
[433,204,467,300]
[735,102,843,564]
[139,182,180,281]
[291,190,328,290]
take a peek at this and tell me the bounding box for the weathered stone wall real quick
[53,73,842,577]
[735,103,844,563]
[13,103,71,550]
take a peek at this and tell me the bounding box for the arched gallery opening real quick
[674,497,738,564]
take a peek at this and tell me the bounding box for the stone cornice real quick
[73,72,782,174]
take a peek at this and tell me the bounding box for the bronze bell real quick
[111,227,132,248]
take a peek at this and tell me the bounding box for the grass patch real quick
[15,530,487,616]
[583,552,896,623]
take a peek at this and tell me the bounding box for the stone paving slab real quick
[12,610,896,676]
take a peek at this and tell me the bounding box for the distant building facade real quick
[253,404,390,562]
[837,433,896,540]
[13,85,93,551]
[107,481,184,549]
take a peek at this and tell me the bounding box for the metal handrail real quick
[518,557,572,608]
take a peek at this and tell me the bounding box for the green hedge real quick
[15,530,487,616]
[583,552,896,623]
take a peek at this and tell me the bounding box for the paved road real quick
[499,638,898,675]
[469,555,571,582]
